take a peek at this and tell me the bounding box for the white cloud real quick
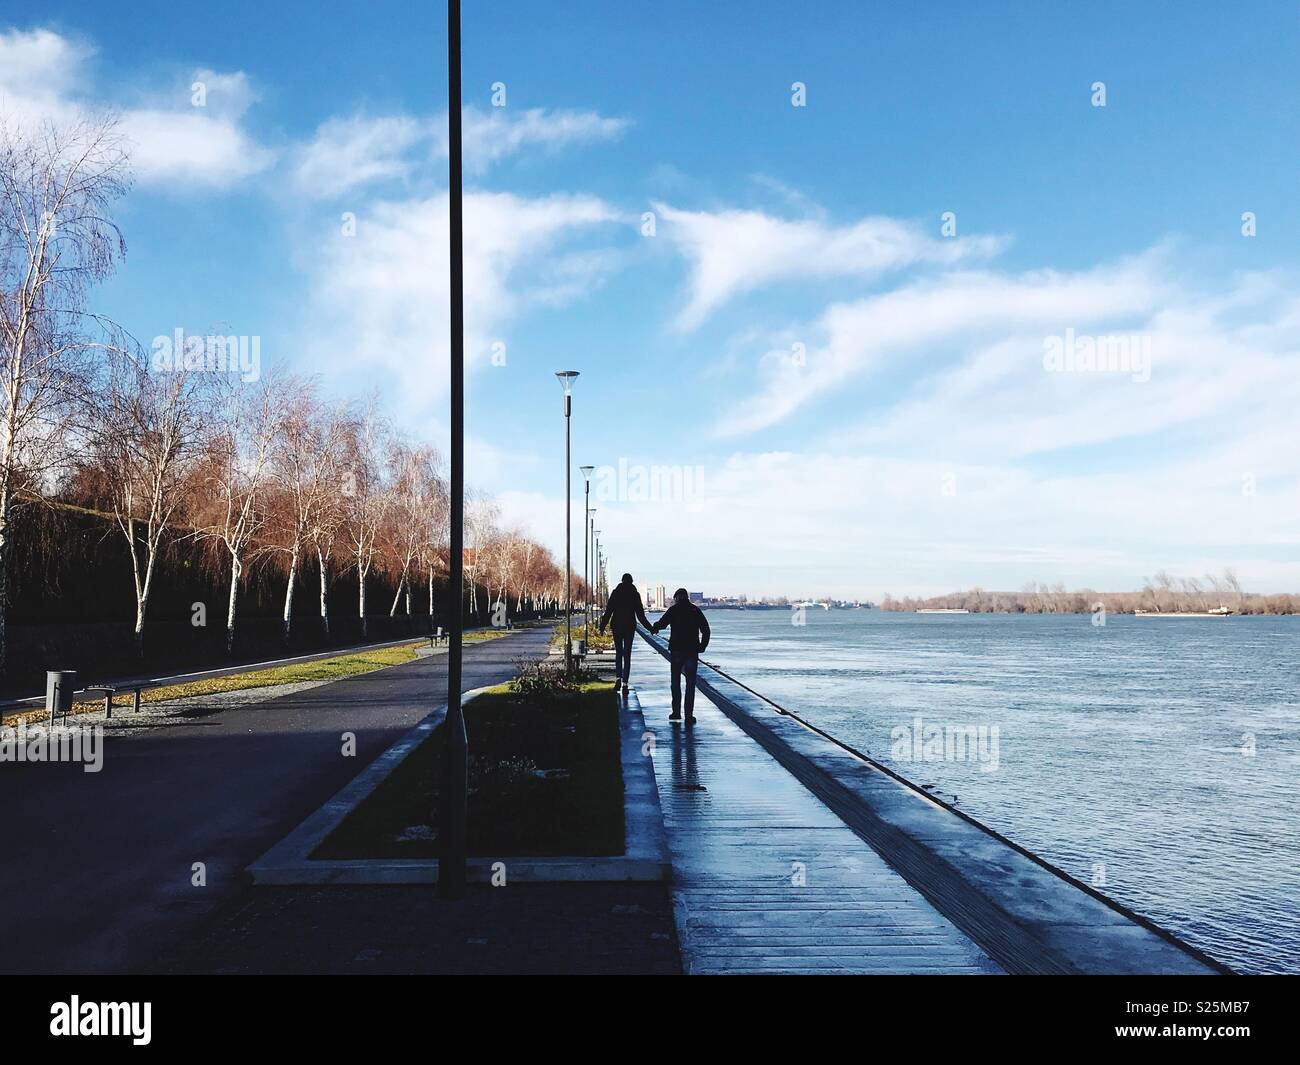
[289,106,627,200]
[0,27,90,97]
[0,27,273,188]
[505,424,1300,600]
[456,106,627,173]
[293,114,425,198]
[118,107,273,187]
[656,202,1006,329]
[306,190,620,421]
[716,253,1168,435]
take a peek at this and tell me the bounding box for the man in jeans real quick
[650,588,711,724]
[600,573,651,695]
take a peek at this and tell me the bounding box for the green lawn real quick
[314,678,625,859]
[550,620,614,653]
[7,627,514,728]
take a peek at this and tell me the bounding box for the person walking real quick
[650,588,710,724]
[600,573,651,695]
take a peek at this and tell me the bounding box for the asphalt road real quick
[0,627,551,974]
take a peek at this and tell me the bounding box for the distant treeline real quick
[880,570,1298,615]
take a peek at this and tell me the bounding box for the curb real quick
[246,682,670,885]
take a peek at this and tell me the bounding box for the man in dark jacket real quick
[650,588,710,724]
[600,573,651,694]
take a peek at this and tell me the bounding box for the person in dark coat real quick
[650,588,711,724]
[600,573,651,694]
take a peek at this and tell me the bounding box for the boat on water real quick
[917,608,970,614]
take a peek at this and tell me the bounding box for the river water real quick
[675,608,1299,974]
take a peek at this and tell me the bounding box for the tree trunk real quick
[226,552,242,654]
[282,545,299,643]
[317,547,330,639]
[135,537,159,661]
[358,563,368,638]
[0,484,9,681]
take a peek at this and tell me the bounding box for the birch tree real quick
[269,382,347,642]
[99,357,205,657]
[340,400,389,639]
[384,440,444,617]
[0,114,129,677]
[193,373,283,653]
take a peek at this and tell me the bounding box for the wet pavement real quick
[632,654,1003,974]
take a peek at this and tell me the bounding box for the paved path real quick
[631,652,1003,974]
[0,628,550,975]
[1,629,494,718]
[149,884,680,975]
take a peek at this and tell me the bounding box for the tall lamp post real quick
[439,0,467,900]
[593,530,601,610]
[587,506,597,630]
[556,371,580,673]
[580,468,593,640]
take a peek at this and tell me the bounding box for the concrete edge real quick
[636,628,1226,976]
[247,681,669,885]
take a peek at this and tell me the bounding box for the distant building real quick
[642,584,654,609]
[689,591,704,603]
[654,584,666,610]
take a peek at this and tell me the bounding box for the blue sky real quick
[4,1,1298,597]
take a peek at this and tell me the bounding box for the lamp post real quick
[556,371,580,674]
[580,467,593,641]
[439,0,467,901]
[593,530,601,610]
[587,506,596,630]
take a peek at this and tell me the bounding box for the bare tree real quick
[464,493,499,617]
[98,357,205,657]
[383,440,444,618]
[0,113,130,676]
[268,381,348,643]
[340,399,389,639]
[192,373,283,653]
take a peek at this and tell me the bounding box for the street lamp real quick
[589,508,597,622]
[556,371,580,674]
[580,467,594,641]
[593,530,601,610]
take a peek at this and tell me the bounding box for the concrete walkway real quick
[0,627,551,975]
[631,655,1003,975]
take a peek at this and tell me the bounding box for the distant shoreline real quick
[881,573,1297,616]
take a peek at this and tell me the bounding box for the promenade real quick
[631,653,1002,974]
[631,629,1222,976]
